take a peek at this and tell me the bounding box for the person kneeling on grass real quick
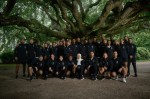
[99,53,113,80]
[56,55,66,80]
[28,55,45,81]
[111,51,127,83]
[73,53,85,80]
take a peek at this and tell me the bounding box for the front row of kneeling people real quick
[28,51,128,83]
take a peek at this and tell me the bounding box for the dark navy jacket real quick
[111,57,122,71]
[46,59,57,69]
[27,43,36,59]
[87,57,99,68]
[127,43,136,58]
[119,44,128,59]
[32,59,45,69]
[35,45,43,57]
[15,43,27,60]
[99,58,113,71]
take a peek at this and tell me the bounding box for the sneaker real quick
[80,77,84,80]
[62,77,66,80]
[101,77,105,81]
[122,78,126,83]
[115,76,118,80]
[94,77,97,81]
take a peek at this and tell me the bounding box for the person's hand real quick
[84,69,87,74]
[63,66,65,70]
[104,66,107,70]
[49,67,53,72]
[87,65,90,70]
[130,55,133,59]
[56,72,59,75]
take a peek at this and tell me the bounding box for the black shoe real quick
[134,74,138,77]
[30,76,33,81]
[23,74,26,77]
[16,75,18,79]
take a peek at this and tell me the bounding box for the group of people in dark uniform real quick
[14,36,137,83]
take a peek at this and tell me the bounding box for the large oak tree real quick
[0,0,150,39]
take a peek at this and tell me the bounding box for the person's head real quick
[90,51,95,58]
[39,55,43,61]
[120,39,124,44]
[93,37,97,42]
[88,39,92,44]
[20,38,25,44]
[59,55,63,61]
[66,40,70,46]
[113,51,118,58]
[29,39,34,44]
[72,39,76,44]
[51,54,55,60]
[44,43,48,48]
[83,39,88,44]
[103,39,107,44]
[114,40,119,45]
[77,53,82,59]
[68,55,73,61]
[52,42,56,47]
[107,40,111,45]
[124,36,129,41]
[59,41,63,46]
[129,38,133,44]
[103,53,108,59]
[76,38,80,42]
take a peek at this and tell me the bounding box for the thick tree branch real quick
[0,15,68,38]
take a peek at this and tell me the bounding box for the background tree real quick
[0,0,150,60]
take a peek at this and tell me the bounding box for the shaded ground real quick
[0,62,150,99]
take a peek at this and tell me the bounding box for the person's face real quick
[77,38,80,42]
[69,56,73,61]
[113,51,118,58]
[125,36,128,40]
[51,54,55,60]
[44,43,48,48]
[72,39,76,44]
[108,40,111,45]
[103,53,108,59]
[59,41,62,45]
[93,38,97,42]
[77,54,81,59]
[30,39,33,44]
[90,52,94,58]
[59,56,63,61]
[120,39,124,44]
[21,39,25,44]
[129,39,132,44]
[39,56,43,61]
[103,39,107,44]
[53,42,56,47]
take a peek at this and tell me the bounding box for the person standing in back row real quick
[14,38,27,78]
[127,38,137,77]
